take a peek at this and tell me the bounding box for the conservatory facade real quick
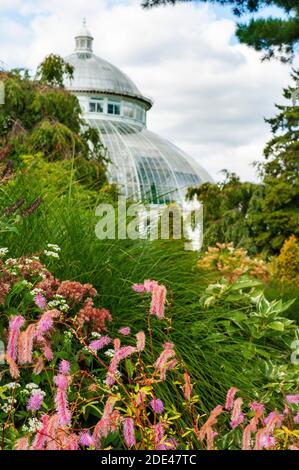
[64,21,212,204]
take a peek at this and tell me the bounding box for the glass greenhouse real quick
[64,21,212,204]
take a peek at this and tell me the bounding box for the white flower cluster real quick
[5,382,21,390]
[22,383,45,397]
[30,287,44,297]
[22,417,43,433]
[91,332,102,339]
[48,294,69,312]
[0,247,9,257]
[44,243,61,259]
[104,349,115,358]
[2,397,17,414]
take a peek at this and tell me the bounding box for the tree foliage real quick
[142,0,299,62]
[188,70,299,255]
[0,58,108,188]
[36,54,74,87]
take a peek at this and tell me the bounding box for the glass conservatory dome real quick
[64,21,212,203]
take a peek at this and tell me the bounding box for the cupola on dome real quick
[64,21,212,204]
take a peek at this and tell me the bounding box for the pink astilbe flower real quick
[242,424,253,450]
[155,346,176,381]
[150,398,164,414]
[27,391,44,412]
[64,434,79,450]
[119,326,131,336]
[286,395,299,404]
[34,292,47,310]
[106,346,137,387]
[153,421,165,447]
[249,401,265,414]
[18,324,36,364]
[294,412,299,424]
[249,401,265,431]
[79,432,96,448]
[15,437,29,450]
[93,397,118,446]
[132,283,146,293]
[264,411,284,432]
[45,414,60,450]
[136,331,145,352]
[114,338,121,351]
[144,279,158,292]
[89,336,111,352]
[163,342,174,350]
[230,397,244,429]
[54,373,71,426]
[41,337,53,361]
[7,315,25,361]
[36,309,60,336]
[150,284,167,319]
[31,414,50,450]
[6,354,20,379]
[33,356,44,375]
[183,372,192,401]
[59,360,71,375]
[255,430,275,450]
[198,405,223,442]
[225,387,238,411]
[123,417,136,448]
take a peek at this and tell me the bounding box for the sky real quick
[0,0,297,182]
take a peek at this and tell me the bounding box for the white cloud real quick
[0,0,296,182]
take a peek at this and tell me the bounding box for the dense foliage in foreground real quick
[0,249,298,450]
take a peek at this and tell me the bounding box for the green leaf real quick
[268,321,285,331]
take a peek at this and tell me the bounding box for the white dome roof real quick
[64,52,151,106]
[64,22,212,204]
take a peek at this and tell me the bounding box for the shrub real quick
[272,235,299,287]
[197,242,270,283]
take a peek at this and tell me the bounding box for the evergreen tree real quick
[249,70,299,252]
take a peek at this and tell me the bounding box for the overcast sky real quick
[0,0,297,182]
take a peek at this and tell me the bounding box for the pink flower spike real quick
[225,387,238,411]
[286,395,299,404]
[119,327,131,336]
[123,418,136,448]
[150,398,164,414]
[54,373,71,426]
[294,412,299,424]
[59,360,71,375]
[34,292,47,310]
[89,336,111,352]
[249,401,265,414]
[136,331,145,352]
[230,397,244,429]
[150,284,167,319]
[7,315,25,361]
[79,432,96,448]
[27,391,44,412]
[144,279,158,292]
[132,283,146,293]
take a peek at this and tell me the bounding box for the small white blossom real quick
[44,250,59,259]
[47,243,61,252]
[0,247,9,256]
[91,332,102,339]
[104,349,115,358]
